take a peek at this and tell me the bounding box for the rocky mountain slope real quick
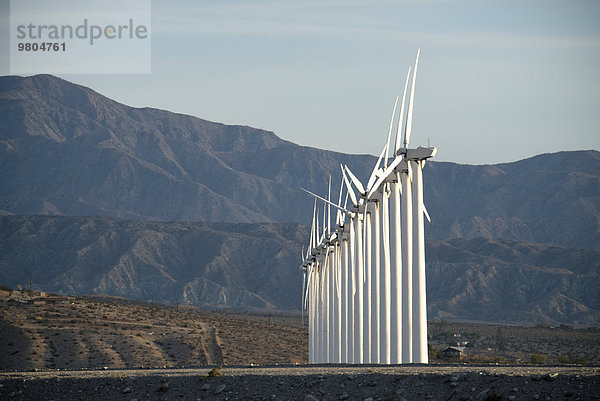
[424,152,600,248]
[2,215,598,325]
[0,74,372,224]
[1,75,599,248]
[426,237,600,325]
[0,215,307,311]
[1,75,599,325]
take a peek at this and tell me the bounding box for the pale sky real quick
[2,0,599,164]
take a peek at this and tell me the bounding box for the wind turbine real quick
[301,199,317,362]
[397,49,436,363]
[388,66,410,364]
[332,179,345,363]
[301,183,352,363]
[341,166,360,363]
[344,144,392,363]
[301,48,436,365]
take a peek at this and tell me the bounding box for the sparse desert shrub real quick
[492,356,508,364]
[530,353,546,364]
[559,355,589,365]
[208,367,222,377]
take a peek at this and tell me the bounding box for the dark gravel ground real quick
[1,365,599,401]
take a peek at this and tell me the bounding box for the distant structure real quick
[300,50,436,364]
[443,346,466,360]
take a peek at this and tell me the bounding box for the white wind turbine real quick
[301,181,352,363]
[394,48,436,363]
[389,66,411,364]
[331,179,346,363]
[364,48,435,364]
[342,165,367,363]
[301,48,436,365]
[342,144,388,364]
[301,200,315,361]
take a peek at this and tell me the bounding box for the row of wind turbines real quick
[300,50,437,364]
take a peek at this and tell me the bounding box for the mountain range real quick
[1,215,598,326]
[0,74,598,325]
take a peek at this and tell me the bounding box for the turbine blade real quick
[301,271,306,310]
[316,209,320,247]
[404,48,420,148]
[327,175,331,235]
[336,244,342,299]
[398,172,403,196]
[309,199,316,251]
[304,267,313,310]
[349,218,356,296]
[345,165,365,195]
[337,175,344,226]
[395,66,412,153]
[385,95,400,165]
[362,205,368,283]
[423,203,432,223]
[367,144,387,191]
[367,156,404,199]
[341,165,358,207]
[300,187,350,214]
[322,199,326,238]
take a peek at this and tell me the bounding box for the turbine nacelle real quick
[404,146,437,161]
[328,232,338,244]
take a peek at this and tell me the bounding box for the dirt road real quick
[1,364,598,400]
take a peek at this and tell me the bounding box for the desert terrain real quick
[0,290,306,371]
[1,365,599,401]
[1,289,599,400]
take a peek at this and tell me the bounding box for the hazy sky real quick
[2,0,599,164]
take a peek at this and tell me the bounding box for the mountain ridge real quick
[2,75,598,245]
[1,214,599,325]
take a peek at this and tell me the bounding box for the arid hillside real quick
[0,290,306,371]
[1,289,599,373]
